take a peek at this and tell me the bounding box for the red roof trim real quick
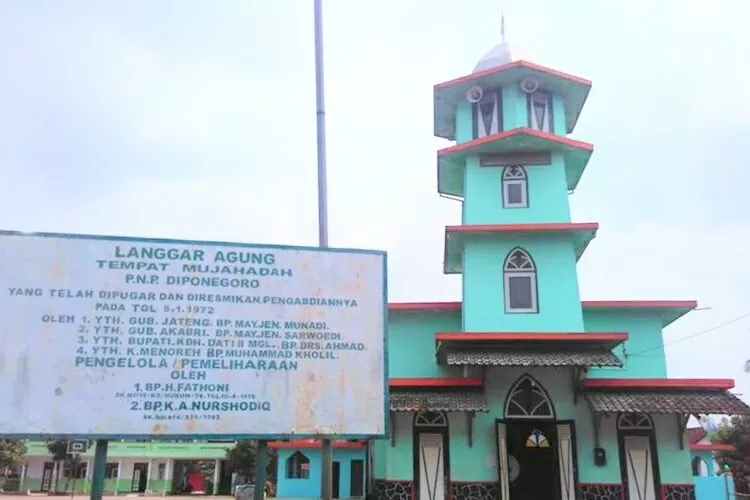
[268,440,365,449]
[389,377,483,388]
[691,443,735,451]
[437,128,593,157]
[436,332,628,342]
[434,60,592,90]
[582,300,698,309]
[582,379,735,390]
[388,301,697,312]
[446,222,599,234]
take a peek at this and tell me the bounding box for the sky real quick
[1,0,750,401]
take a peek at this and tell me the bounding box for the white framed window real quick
[502,165,528,208]
[528,91,552,133]
[503,247,538,313]
[473,90,501,138]
[505,375,554,419]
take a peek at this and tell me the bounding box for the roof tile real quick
[445,350,622,367]
[584,390,750,415]
[390,390,488,412]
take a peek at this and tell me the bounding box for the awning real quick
[390,389,489,413]
[436,332,626,368]
[584,390,750,415]
[445,349,621,368]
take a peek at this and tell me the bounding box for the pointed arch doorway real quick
[496,375,577,500]
[412,411,449,500]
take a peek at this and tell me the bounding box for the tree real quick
[225,441,277,493]
[713,415,750,493]
[46,440,68,493]
[0,440,27,473]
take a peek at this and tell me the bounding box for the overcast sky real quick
[2,0,749,401]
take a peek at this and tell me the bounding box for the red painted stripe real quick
[581,300,698,309]
[389,377,483,388]
[690,443,735,451]
[388,300,697,312]
[434,60,592,90]
[437,127,594,157]
[435,332,628,342]
[268,440,365,449]
[445,222,599,233]
[582,378,735,390]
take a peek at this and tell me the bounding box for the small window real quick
[692,457,709,477]
[528,91,552,133]
[473,90,501,138]
[157,463,166,480]
[502,165,528,208]
[104,463,118,479]
[285,451,310,479]
[503,248,538,313]
[63,461,87,479]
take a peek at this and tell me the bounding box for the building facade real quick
[8,440,233,495]
[271,37,750,500]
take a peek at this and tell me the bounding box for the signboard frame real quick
[0,230,389,441]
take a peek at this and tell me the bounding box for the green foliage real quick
[45,440,68,462]
[225,441,278,484]
[0,440,27,471]
[712,416,750,493]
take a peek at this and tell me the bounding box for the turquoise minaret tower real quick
[434,33,595,333]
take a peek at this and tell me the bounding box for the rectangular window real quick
[63,462,87,479]
[104,463,119,479]
[505,273,537,313]
[472,89,502,138]
[350,460,364,497]
[503,180,527,208]
[157,463,166,480]
[528,91,552,133]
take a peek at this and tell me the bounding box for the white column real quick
[212,460,221,495]
[86,459,92,494]
[146,459,152,493]
[19,463,27,491]
[162,459,172,496]
[115,459,123,495]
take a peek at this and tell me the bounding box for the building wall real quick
[374,368,693,486]
[388,311,461,377]
[462,238,584,332]
[275,448,366,499]
[584,310,668,378]
[462,152,571,225]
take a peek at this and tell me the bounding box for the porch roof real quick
[435,332,626,368]
[583,382,750,415]
[390,389,489,413]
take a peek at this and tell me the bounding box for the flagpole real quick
[313,0,333,499]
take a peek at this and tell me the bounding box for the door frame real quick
[495,418,580,500]
[617,426,662,499]
[412,412,450,500]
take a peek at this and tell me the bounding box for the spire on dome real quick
[472,9,532,73]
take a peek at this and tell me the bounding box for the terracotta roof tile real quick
[687,427,707,445]
[390,389,488,412]
[444,350,622,367]
[584,390,750,415]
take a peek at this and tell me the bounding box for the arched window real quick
[617,413,653,431]
[285,451,310,479]
[503,248,538,313]
[505,375,554,419]
[502,165,528,208]
[691,457,709,477]
[473,90,501,138]
[414,411,448,427]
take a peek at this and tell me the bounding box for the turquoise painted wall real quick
[462,152,571,225]
[691,449,734,500]
[275,448,366,499]
[454,86,566,144]
[584,311,668,378]
[462,237,584,331]
[388,311,461,377]
[373,368,693,485]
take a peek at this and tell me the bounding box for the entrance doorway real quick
[506,422,558,499]
[412,411,449,500]
[350,459,364,497]
[496,374,578,500]
[617,413,660,500]
[332,461,340,499]
[40,462,54,492]
[131,463,148,493]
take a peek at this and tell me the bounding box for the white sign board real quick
[0,231,387,439]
